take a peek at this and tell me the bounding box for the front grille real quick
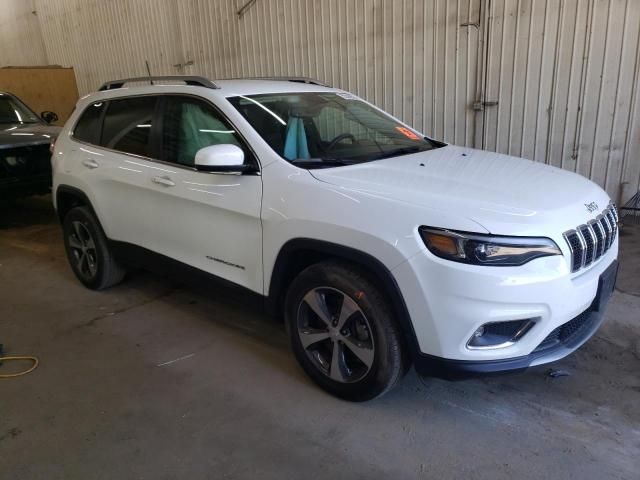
[532,309,594,353]
[563,204,618,273]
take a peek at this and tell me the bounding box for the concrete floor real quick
[1,196,639,480]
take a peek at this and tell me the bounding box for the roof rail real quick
[223,76,331,87]
[98,75,219,91]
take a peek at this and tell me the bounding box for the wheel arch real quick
[267,238,421,361]
[55,185,97,224]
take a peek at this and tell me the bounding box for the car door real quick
[140,95,263,293]
[79,95,166,247]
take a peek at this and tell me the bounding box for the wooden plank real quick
[0,67,78,125]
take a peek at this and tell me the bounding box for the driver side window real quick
[162,96,245,167]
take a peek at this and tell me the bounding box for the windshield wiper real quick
[290,158,352,168]
[371,146,425,160]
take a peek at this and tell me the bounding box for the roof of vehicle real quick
[87,76,339,102]
[212,79,337,96]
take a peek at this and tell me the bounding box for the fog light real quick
[467,319,536,350]
[473,326,485,338]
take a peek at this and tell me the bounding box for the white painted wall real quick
[1,0,638,203]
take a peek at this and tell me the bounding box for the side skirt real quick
[109,240,266,313]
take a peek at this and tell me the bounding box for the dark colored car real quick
[0,92,61,199]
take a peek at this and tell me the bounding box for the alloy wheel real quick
[296,287,375,383]
[68,221,98,280]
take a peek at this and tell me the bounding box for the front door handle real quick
[152,175,176,187]
[82,159,99,169]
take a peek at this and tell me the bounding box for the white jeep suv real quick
[52,76,619,401]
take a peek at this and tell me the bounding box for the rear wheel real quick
[285,261,407,401]
[62,206,126,290]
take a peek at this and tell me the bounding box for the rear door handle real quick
[82,159,99,169]
[152,175,176,187]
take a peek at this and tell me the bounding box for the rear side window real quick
[101,97,157,157]
[162,96,246,166]
[73,102,106,144]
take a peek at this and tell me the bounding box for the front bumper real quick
[413,259,618,377]
[392,237,618,363]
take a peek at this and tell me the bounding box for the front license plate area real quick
[593,260,618,312]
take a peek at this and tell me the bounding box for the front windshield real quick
[228,92,438,167]
[0,94,40,125]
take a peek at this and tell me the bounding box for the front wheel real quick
[285,261,407,401]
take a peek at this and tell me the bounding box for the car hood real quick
[309,145,611,235]
[0,123,61,150]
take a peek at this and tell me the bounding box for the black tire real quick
[62,206,126,290]
[285,261,407,401]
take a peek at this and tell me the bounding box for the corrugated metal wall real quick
[481,0,640,205]
[0,0,638,202]
[232,0,482,149]
[0,0,47,66]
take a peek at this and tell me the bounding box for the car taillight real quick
[49,138,56,155]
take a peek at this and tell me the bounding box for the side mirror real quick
[41,111,59,124]
[195,144,253,173]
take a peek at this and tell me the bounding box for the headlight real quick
[419,227,561,266]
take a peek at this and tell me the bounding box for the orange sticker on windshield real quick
[395,126,420,140]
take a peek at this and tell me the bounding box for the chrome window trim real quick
[69,92,262,175]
